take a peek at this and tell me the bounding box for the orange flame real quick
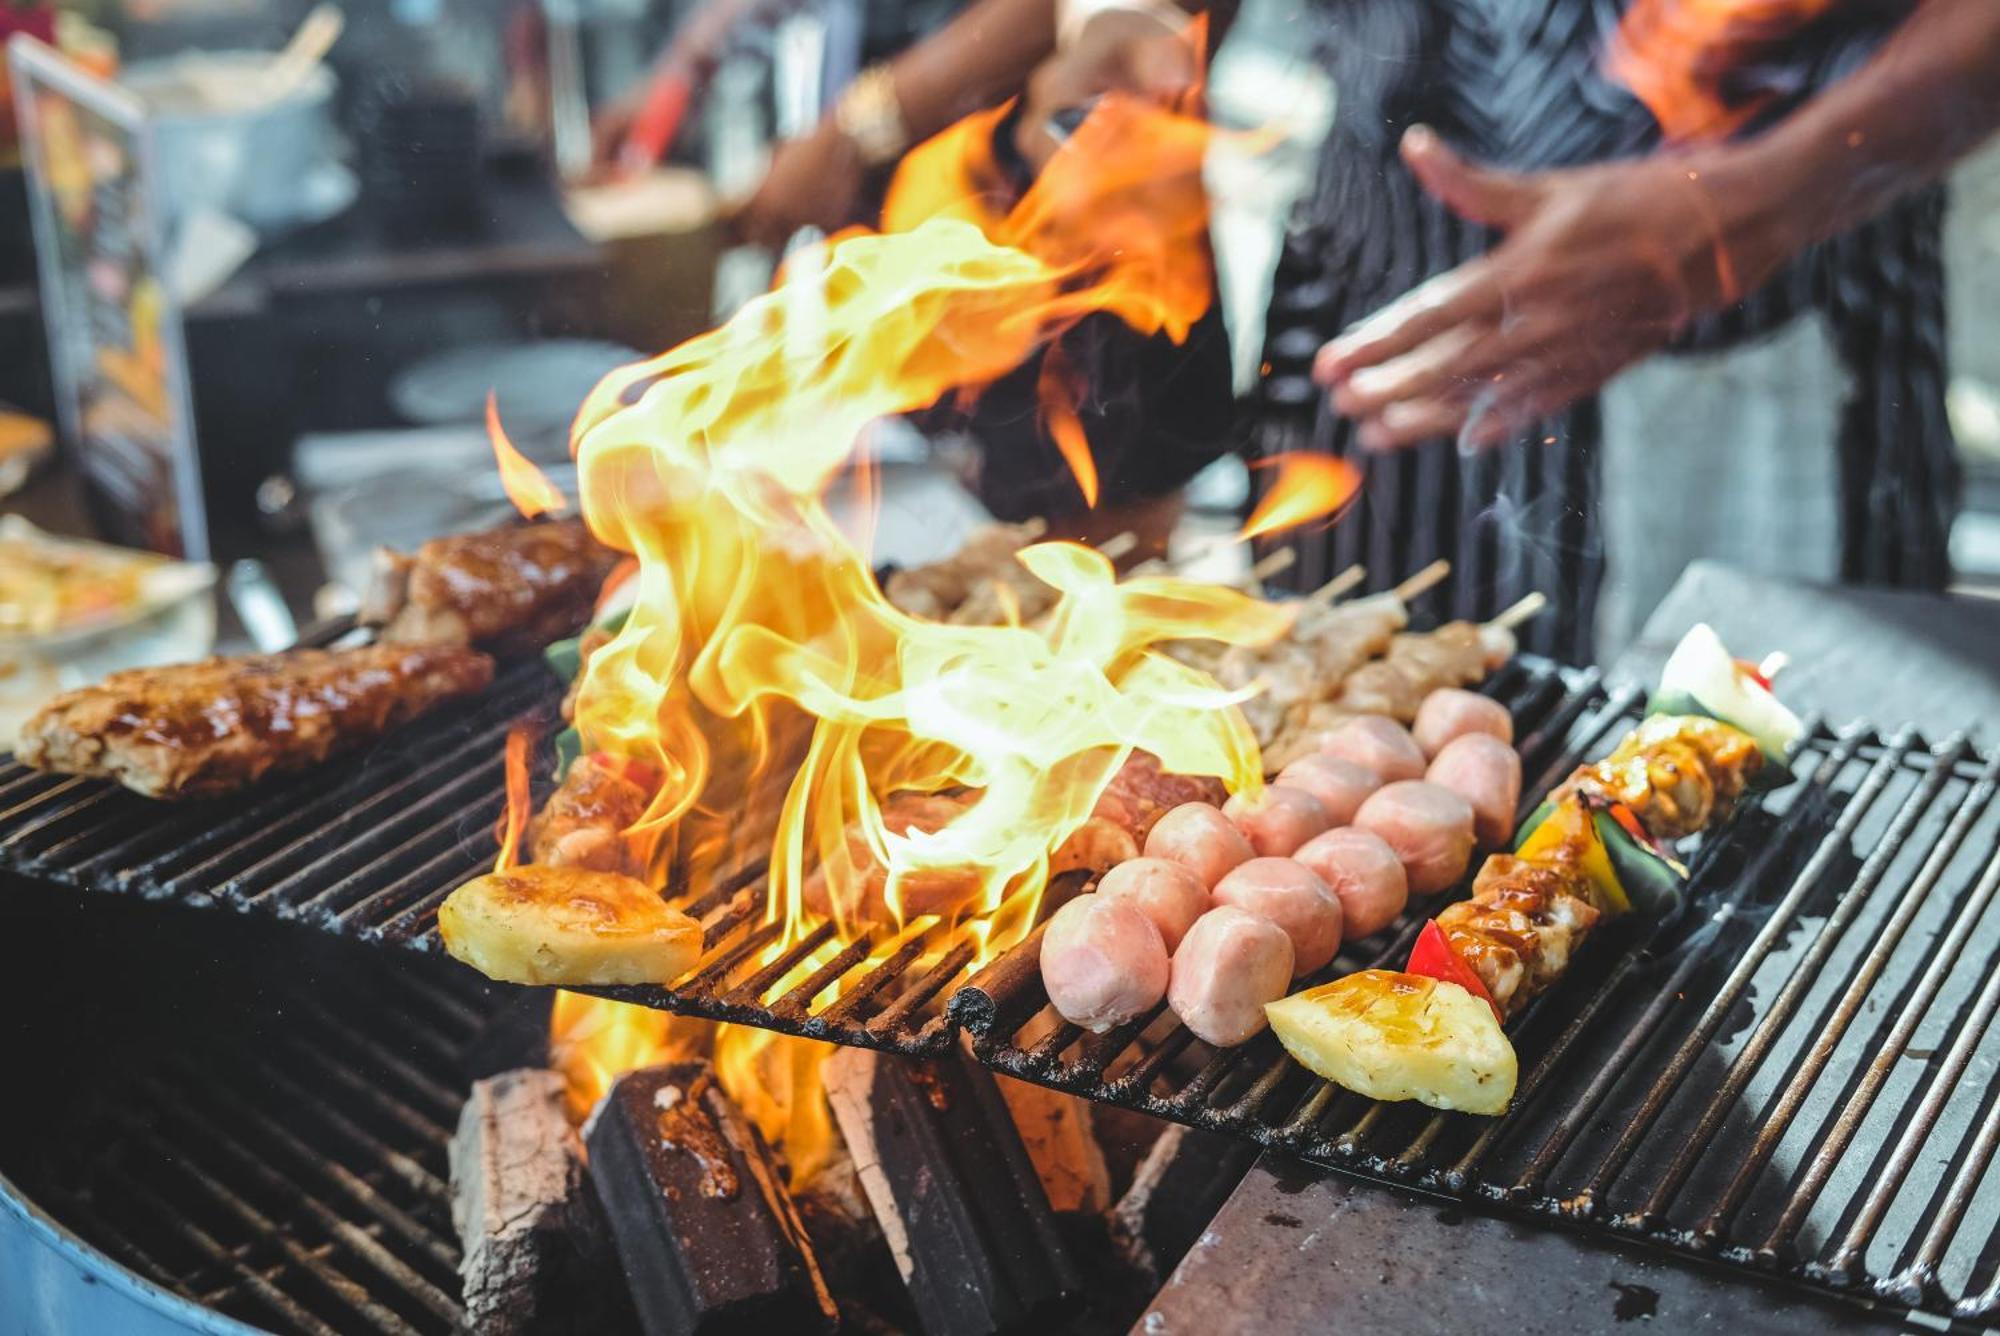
[1239,452,1362,543]
[493,723,535,874]
[1606,0,1837,141]
[1038,346,1099,509]
[561,78,1287,956]
[487,392,568,519]
[549,994,836,1187]
[542,28,1295,1188]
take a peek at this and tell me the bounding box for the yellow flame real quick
[1240,452,1362,542]
[493,723,534,874]
[560,88,1289,956]
[487,392,568,519]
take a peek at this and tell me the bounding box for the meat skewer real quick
[1267,624,1803,1115]
[365,516,623,655]
[18,644,495,799]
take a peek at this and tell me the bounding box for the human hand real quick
[1314,125,1798,450]
[728,119,865,250]
[1016,8,1198,168]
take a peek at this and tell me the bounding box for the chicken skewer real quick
[1255,589,1544,772]
[1268,624,1801,1115]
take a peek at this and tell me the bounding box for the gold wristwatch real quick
[834,64,912,168]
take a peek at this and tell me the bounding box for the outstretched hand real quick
[1313,125,1797,450]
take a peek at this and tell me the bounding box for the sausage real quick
[1211,856,1343,975]
[1353,780,1478,895]
[1292,827,1409,940]
[1167,906,1296,1047]
[1426,733,1523,847]
[1412,688,1514,759]
[1143,802,1256,890]
[1095,857,1211,951]
[1039,894,1170,1032]
[1318,716,1427,784]
[1222,785,1332,858]
[1275,754,1381,826]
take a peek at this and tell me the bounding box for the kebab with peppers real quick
[1265,624,1802,1115]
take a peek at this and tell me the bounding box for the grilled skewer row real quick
[1267,628,1797,1116]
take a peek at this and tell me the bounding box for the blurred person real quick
[734,1,2000,656]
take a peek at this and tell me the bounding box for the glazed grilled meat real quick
[18,644,494,799]
[368,517,621,655]
[1439,855,1602,1015]
[1559,715,1764,841]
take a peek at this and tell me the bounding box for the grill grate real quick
[0,637,1590,1062]
[954,700,2000,1323]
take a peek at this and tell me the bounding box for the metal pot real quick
[121,52,352,236]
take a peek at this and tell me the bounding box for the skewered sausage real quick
[1222,785,1332,858]
[1292,827,1409,940]
[1354,780,1478,895]
[1040,894,1170,1032]
[1095,857,1210,951]
[1275,754,1380,826]
[1426,733,1523,847]
[1167,906,1296,1046]
[1318,716,1427,784]
[1412,688,1514,759]
[1144,802,1256,889]
[1211,857,1343,975]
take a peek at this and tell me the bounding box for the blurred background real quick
[0,0,1995,725]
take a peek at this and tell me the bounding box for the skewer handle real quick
[1248,547,1297,583]
[1305,563,1365,606]
[1095,531,1139,563]
[1391,558,1451,603]
[1487,591,1548,631]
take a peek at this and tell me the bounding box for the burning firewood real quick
[824,1046,1080,1334]
[449,1068,623,1335]
[993,1074,1113,1215]
[585,1062,838,1335]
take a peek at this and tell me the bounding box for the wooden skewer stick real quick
[1019,517,1049,541]
[1391,558,1452,604]
[1248,548,1296,582]
[1095,531,1140,563]
[1305,563,1366,607]
[1758,651,1790,683]
[1487,591,1548,631]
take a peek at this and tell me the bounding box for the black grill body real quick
[4,650,1997,1327]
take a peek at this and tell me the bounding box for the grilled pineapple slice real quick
[1266,970,1517,1115]
[440,866,702,986]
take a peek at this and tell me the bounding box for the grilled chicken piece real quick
[439,865,702,986]
[1089,750,1226,845]
[883,523,1044,620]
[527,753,655,876]
[367,517,621,655]
[1437,855,1602,1016]
[17,644,494,800]
[1560,715,1764,841]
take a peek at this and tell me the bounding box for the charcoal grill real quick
[953,700,2000,1324]
[0,901,518,1335]
[7,631,1998,1328]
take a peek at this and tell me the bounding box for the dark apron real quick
[1247,0,1956,662]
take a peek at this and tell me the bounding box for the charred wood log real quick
[824,1046,1080,1335]
[449,1068,622,1335]
[1109,1122,1259,1286]
[585,1062,838,1335]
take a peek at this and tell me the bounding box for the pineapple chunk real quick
[1266,970,1517,1116]
[440,866,702,986]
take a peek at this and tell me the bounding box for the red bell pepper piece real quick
[1406,920,1501,1022]
[589,751,661,793]
[1732,657,1773,691]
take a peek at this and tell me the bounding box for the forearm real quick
[1733,0,2000,253]
[883,0,1061,141]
